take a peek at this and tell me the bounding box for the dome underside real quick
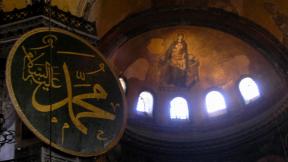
[108,25,287,142]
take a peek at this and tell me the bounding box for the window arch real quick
[136,91,154,115]
[119,77,127,93]
[170,97,189,120]
[239,77,260,104]
[205,91,227,115]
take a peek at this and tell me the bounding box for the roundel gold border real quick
[5,27,127,157]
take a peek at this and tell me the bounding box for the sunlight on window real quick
[170,97,189,120]
[136,91,153,115]
[239,77,260,104]
[205,91,226,115]
[119,77,126,93]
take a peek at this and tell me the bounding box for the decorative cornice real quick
[0,2,99,58]
[0,2,97,35]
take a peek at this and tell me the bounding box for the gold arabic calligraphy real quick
[22,34,118,139]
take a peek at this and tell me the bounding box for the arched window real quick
[136,91,154,116]
[239,77,260,104]
[119,77,126,93]
[205,91,227,115]
[170,97,189,120]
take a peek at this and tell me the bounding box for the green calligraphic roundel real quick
[6,28,127,157]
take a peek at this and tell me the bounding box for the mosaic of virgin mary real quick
[161,34,199,88]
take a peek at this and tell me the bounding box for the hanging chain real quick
[47,0,53,161]
[272,98,288,161]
